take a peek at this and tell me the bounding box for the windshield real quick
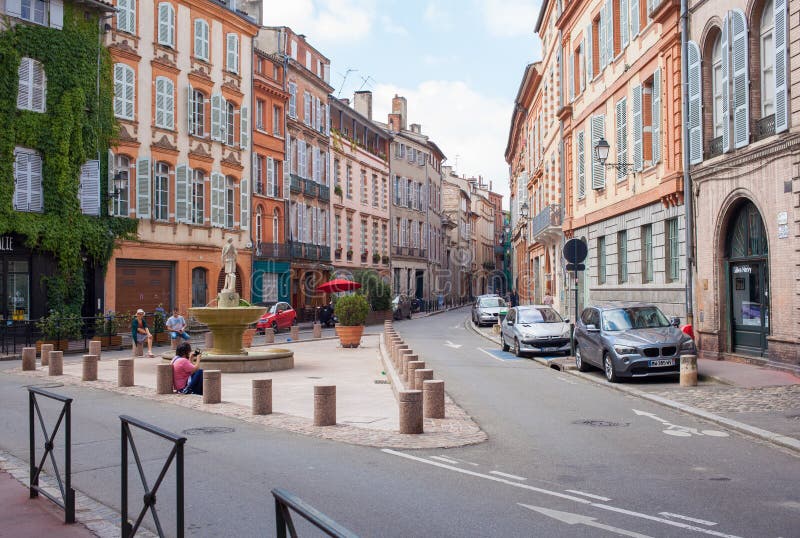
[602,307,670,331]
[518,308,562,324]
[269,304,278,314]
[479,297,506,308]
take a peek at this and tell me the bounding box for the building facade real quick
[329,92,392,279]
[104,0,258,315]
[442,168,472,301]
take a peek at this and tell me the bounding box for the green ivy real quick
[0,8,137,314]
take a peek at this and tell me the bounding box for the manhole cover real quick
[306,376,322,379]
[572,419,630,427]
[181,427,235,435]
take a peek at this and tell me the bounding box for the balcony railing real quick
[290,174,302,194]
[319,246,331,261]
[754,114,775,142]
[706,136,723,159]
[255,242,291,260]
[318,184,330,202]
[531,203,563,243]
[303,179,317,197]
[291,242,303,258]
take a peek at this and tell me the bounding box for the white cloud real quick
[380,15,408,36]
[423,2,453,31]
[477,0,540,38]
[373,80,512,201]
[261,0,375,43]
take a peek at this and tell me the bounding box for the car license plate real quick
[543,347,559,352]
[649,359,675,367]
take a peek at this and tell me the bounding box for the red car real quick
[256,302,297,333]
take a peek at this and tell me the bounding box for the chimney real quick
[388,113,401,132]
[489,180,493,191]
[392,95,407,130]
[354,91,372,120]
[238,0,262,24]
[410,123,421,134]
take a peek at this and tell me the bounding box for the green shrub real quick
[37,310,83,340]
[354,270,391,311]
[334,294,369,326]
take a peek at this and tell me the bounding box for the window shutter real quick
[240,105,249,149]
[211,93,221,141]
[576,131,586,199]
[633,85,643,171]
[631,0,639,37]
[652,67,662,164]
[721,13,730,153]
[313,146,319,182]
[124,65,134,120]
[28,152,42,212]
[107,149,115,205]
[687,40,703,165]
[49,0,63,29]
[569,51,575,101]
[155,77,165,127]
[29,60,45,113]
[325,103,330,135]
[591,115,605,189]
[176,164,188,222]
[17,58,30,110]
[599,7,606,68]
[6,0,21,18]
[616,99,628,181]
[136,157,151,218]
[731,9,749,149]
[606,1,614,61]
[158,3,170,45]
[13,150,29,211]
[775,0,788,133]
[164,79,174,129]
[79,160,101,216]
[227,34,239,73]
[186,83,194,134]
[194,20,203,59]
[621,0,629,47]
[267,157,275,196]
[211,172,223,227]
[586,24,593,79]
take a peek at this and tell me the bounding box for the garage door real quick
[115,260,174,314]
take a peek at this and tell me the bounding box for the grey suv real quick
[573,303,695,382]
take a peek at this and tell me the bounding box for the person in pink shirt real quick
[171,342,203,394]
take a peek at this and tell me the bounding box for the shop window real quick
[8,261,30,320]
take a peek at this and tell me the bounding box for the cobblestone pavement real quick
[643,384,800,414]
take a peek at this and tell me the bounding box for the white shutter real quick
[633,85,643,171]
[176,164,189,222]
[124,65,134,120]
[721,13,730,153]
[652,67,662,164]
[599,5,606,68]
[325,103,330,135]
[687,41,703,165]
[164,78,174,129]
[107,149,115,206]
[13,150,29,211]
[775,0,788,133]
[49,0,63,29]
[313,146,320,182]
[240,178,249,230]
[606,1,614,61]
[136,157,151,218]
[616,99,628,181]
[631,0,640,37]
[591,115,605,189]
[158,3,171,46]
[155,77,165,127]
[298,139,306,178]
[569,51,575,101]
[288,83,296,118]
[731,9,749,149]
[267,157,275,196]
[31,60,45,112]
[211,93,221,141]
[586,24,593,79]
[17,58,30,110]
[240,105,249,149]
[80,160,101,216]
[576,131,586,199]
[211,172,223,227]
[28,152,42,212]
[6,0,21,18]
[226,34,239,73]
[621,0,629,48]
[194,20,203,59]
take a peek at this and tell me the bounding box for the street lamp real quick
[519,201,529,303]
[520,201,529,219]
[593,137,634,176]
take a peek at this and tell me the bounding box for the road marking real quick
[633,409,730,438]
[441,456,479,466]
[489,471,526,481]
[477,347,519,362]
[382,449,742,538]
[519,504,653,538]
[429,456,459,464]
[565,489,611,501]
[444,340,462,349]
[659,513,717,526]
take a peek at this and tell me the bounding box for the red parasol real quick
[316,278,362,293]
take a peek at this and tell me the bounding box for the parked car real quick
[392,295,412,320]
[572,302,696,382]
[256,302,297,333]
[500,306,571,357]
[472,296,508,326]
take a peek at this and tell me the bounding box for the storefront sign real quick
[0,236,12,251]
[778,224,789,239]
[733,265,752,274]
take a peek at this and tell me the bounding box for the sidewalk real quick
[467,318,800,454]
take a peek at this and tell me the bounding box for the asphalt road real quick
[0,308,797,537]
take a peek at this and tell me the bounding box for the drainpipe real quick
[680,0,694,327]
[248,35,256,303]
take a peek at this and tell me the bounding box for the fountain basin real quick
[189,306,266,356]
[196,348,294,373]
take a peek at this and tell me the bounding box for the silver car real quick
[471,295,508,326]
[573,303,696,382]
[500,306,572,357]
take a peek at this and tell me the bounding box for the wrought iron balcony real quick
[255,242,291,260]
[754,114,775,142]
[291,242,303,258]
[303,179,317,197]
[319,246,331,261]
[706,136,723,159]
[531,203,563,244]
[318,184,330,202]
[290,174,303,193]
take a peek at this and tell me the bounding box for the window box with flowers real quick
[360,250,368,263]
[335,245,343,258]
[346,249,353,261]
[372,252,381,264]
[381,254,389,264]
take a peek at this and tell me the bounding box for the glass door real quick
[730,261,768,354]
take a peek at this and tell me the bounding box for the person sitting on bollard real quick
[132,309,155,357]
[166,308,191,344]
[171,342,203,395]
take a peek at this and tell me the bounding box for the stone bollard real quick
[393,344,408,367]
[88,340,102,360]
[680,354,698,387]
[117,358,134,387]
[388,336,399,354]
[156,363,173,394]
[400,351,416,382]
[264,327,275,344]
[40,343,53,367]
[414,368,434,391]
[133,342,144,357]
[290,325,300,341]
[203,370,221,404]
[21,347,36,371]
[313,322,322,339]
[48,351,63,376]
[313,385,336,426]
[407,361,426,388]
[398,390,424,434]
[204,332,214,349]
[252,379,272,415]
[82,355,98,381]
[423,380,445,419]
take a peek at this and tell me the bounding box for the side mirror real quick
[670,317,681,327]
[586,324,600,332]
[563,318,570,324]
[507,320,514,326]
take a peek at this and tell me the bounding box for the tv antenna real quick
[357,75,375,91]
[336,68,357,97]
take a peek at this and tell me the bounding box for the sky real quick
[259,0,543,205]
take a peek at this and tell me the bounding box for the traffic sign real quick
[563,238,588,264]
[565,263,585,272]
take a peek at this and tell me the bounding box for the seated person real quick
[171,342,203,395]
[131,309,154,357]
[166,308,191,343]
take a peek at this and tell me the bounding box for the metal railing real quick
[120,415,186,538]
[318,184,330,201]
[531,203,562,240]
[707,136,723,158]
[273,488,358,538]
[255,242,291,260]
[303,179,317,197]
[755,114,775,141]
[1,315,144,356]
[290,174,303,194]
[291,242,304,258]
[29,387,75,523]
[319,246,331,261]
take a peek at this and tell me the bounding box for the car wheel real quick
[501,334,509,352]
[575,345,590,372]
[603,353,619,383]
[513,338,523,358]
[271,321,278,333]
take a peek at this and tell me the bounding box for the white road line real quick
[489,471,527,481]
[477,348,507,362]
[659,513,718,526]
[429,456,459,464]
[382,449,742,538]
[442,456,479,466]
[565,489,611,501]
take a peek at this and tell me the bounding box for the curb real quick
[466,315,800,455]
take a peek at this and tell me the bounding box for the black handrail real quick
[272,488,358,538]
[120,415,186,538]
[28,387,75,523]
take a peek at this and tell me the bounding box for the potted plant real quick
[335,244,343,257]
[360,250,368,263]
[92,311,123,349]
[381,254,389,264]
[153,305,169,344]
[334,294,369,348]
[346,248,353,260]
[334,184,343,198]
[36,310,83,352]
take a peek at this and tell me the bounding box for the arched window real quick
[255,208,263,245]
[273,208,280,244]
[154,76,174,129]
[113,63,135,120]
[760,0,775,118]
[712,35,724,138]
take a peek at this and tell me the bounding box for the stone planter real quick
[335,325,365,348]
[36,340,69,353]
[154,332,170,344]
[242,327,256,348]
[91,335,123,350]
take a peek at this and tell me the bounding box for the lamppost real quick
[593,137,634,175]
[520,201,529,304]
[503,224,511,295]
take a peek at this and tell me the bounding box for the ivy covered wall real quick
[0,6,137,313]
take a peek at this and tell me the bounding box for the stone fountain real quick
[183,238,294,373]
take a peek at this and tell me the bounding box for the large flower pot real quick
[36,340,69,353]
[335,325,365,348]
[92,335,123,350]
[155,332,170,344]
